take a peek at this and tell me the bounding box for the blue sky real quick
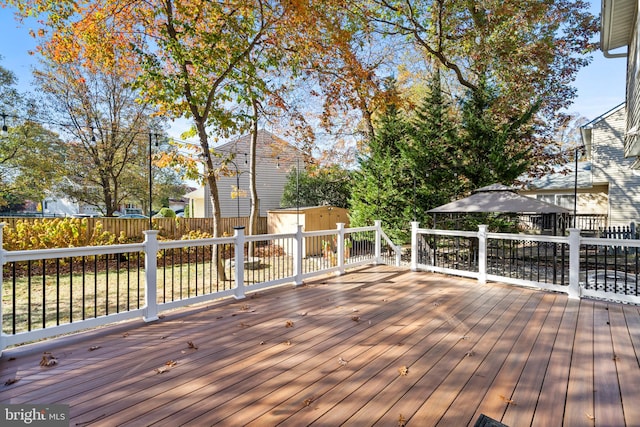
[0,1,627,125]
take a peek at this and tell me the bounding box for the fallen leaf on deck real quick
[351,316,360,322]
[4,378,19,386]
[155,360,178,374]
[303,397,315,407]
[158,315,165,319]
[465,350,474,357]
[398,414,406,426]
[8,357,16,361]
[88,346,101,351]
[122,332,130,337]
[338,357,348,366]
[239,322,251,329]
[352,308,359,312]
[398,366,409,376]
[40,352,57,367]
[259,341,265,345]
[283,340,291,346]
[298,312,307,316]
[187,341,198,350]
[586,412,595,420]
[499,394,516,405]
[285,320,294,328]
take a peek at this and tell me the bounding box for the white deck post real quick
[143,230,160,322]
[478,225,488,285]
[292,225,304,286]
[410,221,419,271]
[233,226,246,299]
[374,220,382,264]
[336,223,345,276]
[567,228,581,299]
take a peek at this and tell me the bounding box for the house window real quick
[555,195,575,210]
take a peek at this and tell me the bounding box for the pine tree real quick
[349,81,413,243]
[404,69,462,226]
[457,76,536,193]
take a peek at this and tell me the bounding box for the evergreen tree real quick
[457,76,537,193]
[404,69,462,226]
[350,83,413,243]
[280,165,352,209]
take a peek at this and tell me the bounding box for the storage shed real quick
[267,206,349,256]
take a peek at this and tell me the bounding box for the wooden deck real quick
[1,265,640,426]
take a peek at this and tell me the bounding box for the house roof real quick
[522,161,592,191]
[215,129,298,157]
[427,184,570,214]
[601,0,636,57]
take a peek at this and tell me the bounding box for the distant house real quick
[601,0,640,166]
[185,129,302,218]
[521,103,640,227]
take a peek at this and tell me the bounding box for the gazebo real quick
[427,184,571,235]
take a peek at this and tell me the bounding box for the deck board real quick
[564,299,595,426]
[1,265,639,426]
[593,303,626,426]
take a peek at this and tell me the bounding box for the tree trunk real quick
[196,118,226,281]
[248,99,260,257]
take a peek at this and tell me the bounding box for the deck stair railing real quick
[411,222,640,306]
[0,221,401,354]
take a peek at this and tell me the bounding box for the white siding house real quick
[521,104,640,227]
[601,0,640,165]
[187,129,301,218]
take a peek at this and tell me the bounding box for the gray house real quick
[521,103,640,227]
[186,129,302,218]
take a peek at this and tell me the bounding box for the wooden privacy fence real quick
[0,216,267,240]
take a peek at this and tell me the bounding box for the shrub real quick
[2,218,119,250]
[155,207,176,218]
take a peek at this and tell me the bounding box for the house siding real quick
[626,15,640,157]
[202,130,301,218]
[591,106,640,226]
[521,104,640,228]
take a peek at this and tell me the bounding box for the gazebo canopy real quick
[427,184,570,215]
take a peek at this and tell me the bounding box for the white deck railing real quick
[411,222,640,306]
[0,221,400,353]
